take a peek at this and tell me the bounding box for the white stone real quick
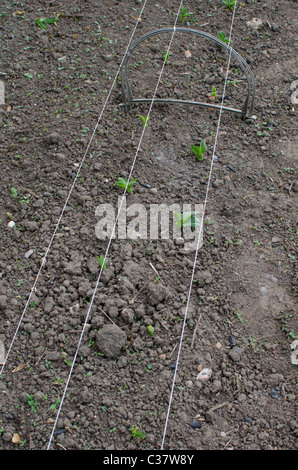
[196,368,212,382]
[246,18,263,30]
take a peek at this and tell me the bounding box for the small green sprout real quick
[162,51,169,64]
[26,394,37,412]
[138,115,149,127]
[235,308,244,324]
[97,254,107,270]
[35,16,60,29]
[191,141,207,161]
[147,325,154,337]
[115,177,137,194]
[50,398,60,411]
[174,211,200,230]
[217,31,230,45]
[130,425,146,440]
[180,5,194,22]
[222,0,236,11]
[10,187,18,198]
[211,86,217,99]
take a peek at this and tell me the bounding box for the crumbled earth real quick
[0,0,297,451]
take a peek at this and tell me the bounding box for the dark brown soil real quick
[0,0,297,451]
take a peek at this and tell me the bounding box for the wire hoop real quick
[120,27,256,120]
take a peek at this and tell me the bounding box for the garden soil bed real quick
[0,0,297,451]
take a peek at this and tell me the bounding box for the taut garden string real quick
[161,0,239,450]
[0,0,149,377]
[46,0,185,450]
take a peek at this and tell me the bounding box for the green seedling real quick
[50,398,60,411]
[147,325,154,337]
[130,425,146,440]
[64,358,73,367]
[138,115,149,127]
[191,141,207,161]
[97,254,107,270]
[35,16,60,29]
[162,51,169,64]
[217,31,230,45]
[115,177,137,194]
[222,0,236,11]
[180,5,194,22]
[174,211,200,230]
[235,308,244,324]
[211,86,217,99]
[10,187,18,198]
[26,394,37,412]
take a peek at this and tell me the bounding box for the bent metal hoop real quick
[120,27,256,120]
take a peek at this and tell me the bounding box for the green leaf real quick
[181,211,199,227]
[191,141,207,161]
[174,210,200,229]
[222,0,236,11]
[181,212,194,226]
[180,6,194,22]
[138,115,149,127]
[173,210,182,228]
[115,177,137,194]
[217,31,230,44]
[147,325,154,337]
[10,187,18,198]
[97,255,107,270]
[199,140,207,154]
[35,17,59,29]
[191,144,203,161]
[163,51,169,64]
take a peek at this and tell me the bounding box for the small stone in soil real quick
[244,416,252,423]
[25,249,34,258]
[149,187,158,195]
[227,164,236,172]
[270,387,279,399]
[95,324,126,358]
[43,132,60,145]
[188,421,202,429]
[53,428,67,436]
[197,368,212,382]
[229,335,237,348]
[228,346,244,362]
[7,221,15,229]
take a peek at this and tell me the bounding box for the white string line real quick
[46,0,185,450]
[0,1,149,378]
[161,1,239,450]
